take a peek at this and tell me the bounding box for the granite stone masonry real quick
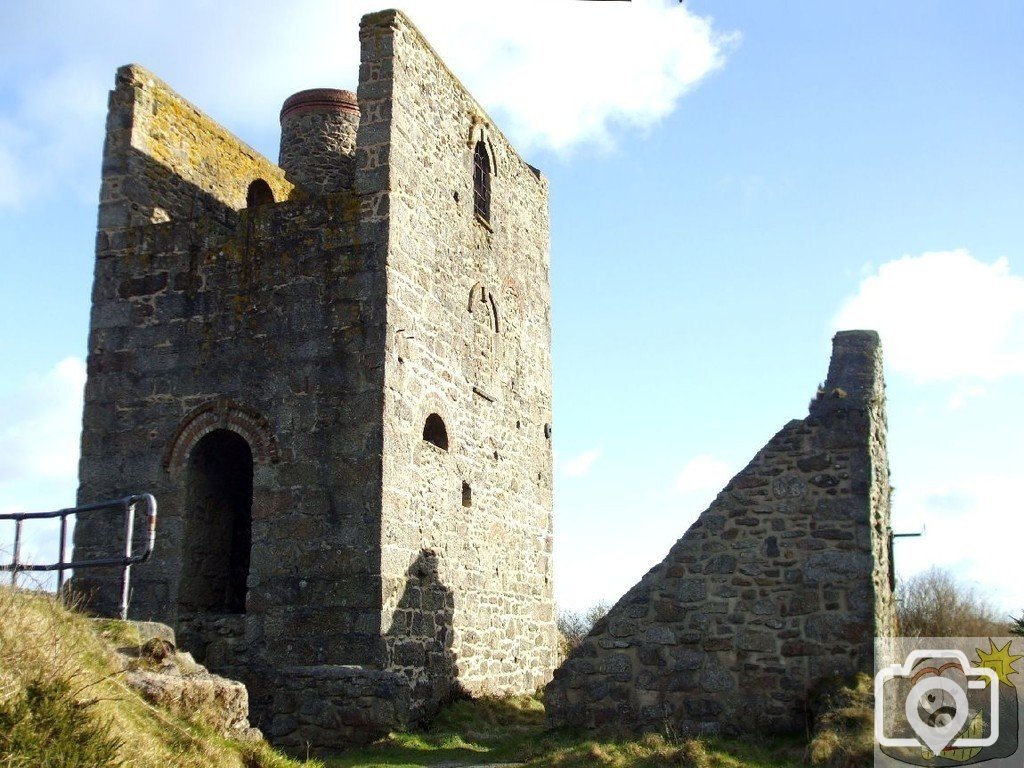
[73,9,556,750]
[544,331,896,737]
[278,88,360,195]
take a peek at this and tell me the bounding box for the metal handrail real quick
[0,494,157,619]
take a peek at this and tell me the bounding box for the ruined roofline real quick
[115,63,285,177]
[82,9,555,750]
[101,63,296,224]
[360,8,547,186]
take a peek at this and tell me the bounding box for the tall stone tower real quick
[73,9,556,749]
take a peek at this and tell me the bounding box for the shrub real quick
[1010,612,1024,637]
[556,601,610,659]
[896,567,1008,637]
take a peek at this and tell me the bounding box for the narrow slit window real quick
[462,481,472,507]
[473,140,491,222]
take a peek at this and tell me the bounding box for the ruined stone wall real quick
[98,64,295,233]
[545,331,894,736]
[358,10,557,704]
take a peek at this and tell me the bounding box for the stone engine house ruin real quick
[72,6,897,752]
[73,9,556,749]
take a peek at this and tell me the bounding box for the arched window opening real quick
[423,414,449,451]
[246,179,275,208]
[473,140,491,222]
[180,429,253,614]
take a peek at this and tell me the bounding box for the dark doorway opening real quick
[180,429,253,614]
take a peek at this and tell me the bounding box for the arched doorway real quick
[246,178,275,207]
[179,429,253,614]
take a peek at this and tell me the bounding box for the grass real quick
[0,584,317,768]
[805,674,874,768]
[0,677,123,767]
[324,696,807,768]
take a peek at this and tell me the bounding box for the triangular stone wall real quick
[545,330,896,735]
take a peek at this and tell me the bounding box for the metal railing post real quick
[119,500,136,621]
[57,513,68,596]
[12,519,22,588]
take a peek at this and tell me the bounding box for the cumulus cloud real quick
[562,447,602,478]
[834,249,1024,383]
[0,0,732,207]
[412,0,733,152]
[0,357,86,486]
[673,453,732,494]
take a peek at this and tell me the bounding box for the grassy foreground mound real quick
[0,585,313,768]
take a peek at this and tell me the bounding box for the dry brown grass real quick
[805,674,874,768]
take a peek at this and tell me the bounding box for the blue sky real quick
[0,1,1021,618]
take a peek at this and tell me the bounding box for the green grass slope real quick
[0,585,315,768]
[326,695,810,767]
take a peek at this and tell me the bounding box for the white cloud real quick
[946,384,989,412]
[893,473,1024,616]
[834,249,1024,383]
[673,453,732,494]
[0,0,733,207]
[412,0,734,153]
[0,357,86,485]
[562,447,602,477]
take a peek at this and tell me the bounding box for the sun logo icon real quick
[975,639,1023,688]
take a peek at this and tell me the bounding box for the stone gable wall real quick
[545,331,895,736]
[358,10,557,702]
